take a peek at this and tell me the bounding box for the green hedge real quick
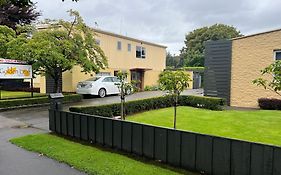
[0,94,82,109]
[69,95,225,118]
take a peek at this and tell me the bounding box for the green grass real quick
[1,90,44,99]
[10,134,196,175]
[127,106,281,146]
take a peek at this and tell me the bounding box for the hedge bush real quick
[258,98,281,110]
[69,95,225,117]
[0,94,82,109]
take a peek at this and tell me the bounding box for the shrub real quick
[144,85,160,91]
[258,98,281,110]
[0,94,82,109]
[70,95,225,117]
[179,95,225,110]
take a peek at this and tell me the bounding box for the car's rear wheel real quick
[126,88,132,95]
[98,88,106,98]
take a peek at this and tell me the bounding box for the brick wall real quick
[231,30,281,108]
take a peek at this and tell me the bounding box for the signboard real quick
[0,64,32,79]
[0,58,27,64]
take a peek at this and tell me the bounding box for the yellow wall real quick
[57,30,167,92]
[231,30,281,108]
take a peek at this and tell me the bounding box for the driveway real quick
[0,89,203,130]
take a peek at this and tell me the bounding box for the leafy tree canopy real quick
[181,24,242,67]
[0,0,40,29]
[166,52,184,69]
[5,10,108,92]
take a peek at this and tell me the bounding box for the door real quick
[193,72,201,89]
[131,70,143,90]
[102,77,116,94]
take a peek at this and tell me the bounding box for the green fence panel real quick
[273,148,281,175]
[104,119,113,147]
[74,114,81,139]
[181,132,196,170]
[61,112,67,135]
[213,138,231,175]
[231,141,251,175]
[154,128,167,162]
[251,144,274,175]
[67,113,74,137]
[122,122,132,152]
[143,126,154,158]
[132,124,143,155]
[55,111,61,134]
[88,117,96,142]
[196,135,213,174]
[113,120,122,149]
[80,115,88,141]
[96,118,104,145]
[49,110,55,131]
[167,130,181,166]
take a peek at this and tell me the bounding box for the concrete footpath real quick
[0,118,86,175]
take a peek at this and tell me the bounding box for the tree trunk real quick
[53,68,62,93]
[173,94,178,129]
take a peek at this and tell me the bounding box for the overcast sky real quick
[35,0,281,54]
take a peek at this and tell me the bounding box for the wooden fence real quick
[49,109,281,175]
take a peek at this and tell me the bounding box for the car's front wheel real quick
[98,88,106,98]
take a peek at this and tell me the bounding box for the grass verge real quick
[127,106,281,146]
[10,134,197,175]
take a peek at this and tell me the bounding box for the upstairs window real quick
[117,41,122,50]
[128,43,131,52]
[274,50,281,60]
[136,46,146,59]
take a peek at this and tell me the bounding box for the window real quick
[136,46,146,58]
[128,43,131,52]
[117,41,122,50]
[274,50,281,60]
[102,77,113,82]
[95,39,100,45]
[96,72,111,76]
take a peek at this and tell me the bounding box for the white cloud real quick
[34,0,281,54]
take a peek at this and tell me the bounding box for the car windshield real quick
[86,77,101,81]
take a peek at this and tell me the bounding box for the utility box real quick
[49,93,64,110]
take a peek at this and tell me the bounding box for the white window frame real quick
[136,46,146,59]
[274,50,281,61]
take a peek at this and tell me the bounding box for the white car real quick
[76,76,131,98]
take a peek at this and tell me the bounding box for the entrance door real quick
[131,70,143,91]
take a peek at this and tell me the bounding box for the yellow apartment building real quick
[35,28,167,93]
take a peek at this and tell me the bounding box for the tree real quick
[0,25,16,58]
[0,0,40,29]
[181,24,242,67]
[158,70,190,129]
[6,10,108,93]
[166,52,184,68]
[116,71,133,120]
[253,61,281,97]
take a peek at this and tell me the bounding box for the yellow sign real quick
[0,64,32,79]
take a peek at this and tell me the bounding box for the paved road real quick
[0,89,202,175]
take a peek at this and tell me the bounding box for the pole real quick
[31,78,34,98]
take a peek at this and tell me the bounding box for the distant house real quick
[204,28,281,108]
[34,27,167,93]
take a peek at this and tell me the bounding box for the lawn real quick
[10,134,196,175]
[0,90,44,99]
[127,106,281,146]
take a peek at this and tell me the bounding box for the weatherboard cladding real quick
[204,40,232,105]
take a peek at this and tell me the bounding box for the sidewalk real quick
[0,119,86,175]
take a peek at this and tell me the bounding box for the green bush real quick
[144,85,160,91]
[70,95,225,117]
[0,94,82,109]
[179,95,225,110]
